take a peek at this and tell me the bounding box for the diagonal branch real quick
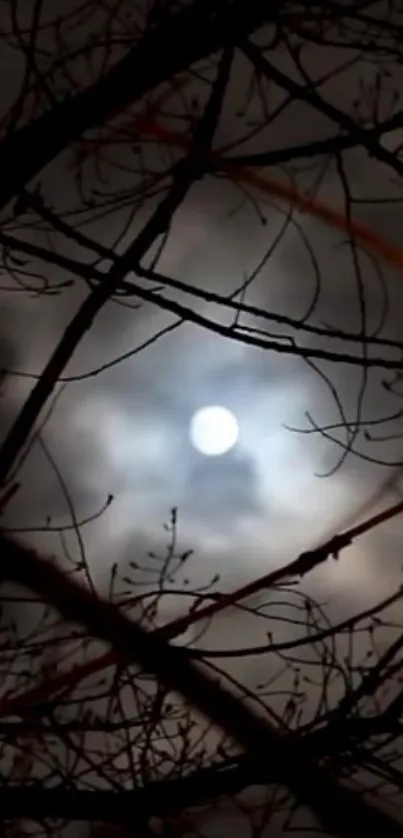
[0,0,268,212]
[0,533,403,838]
[223,107,403,168]
[3,493,403,726]
[240,38,403,178]
[5,206,403,354]
[0,49,232,489]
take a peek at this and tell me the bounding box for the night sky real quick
[1,3,403,832]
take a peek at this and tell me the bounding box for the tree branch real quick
[240,38,403,177]
[0,47,232,488]
[0,532,402,838]
[0,0,269,211]
[222,107,403,168]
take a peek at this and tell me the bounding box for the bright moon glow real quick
[190,405,239,456]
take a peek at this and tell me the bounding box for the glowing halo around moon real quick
[189,405,239,456]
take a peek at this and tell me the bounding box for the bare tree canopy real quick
[1,2,403,838]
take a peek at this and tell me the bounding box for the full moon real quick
[190,405,239,456]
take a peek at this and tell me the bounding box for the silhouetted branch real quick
[0,0,269,211]
[0,47,232,488]
[0,532,402,838]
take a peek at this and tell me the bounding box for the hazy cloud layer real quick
[1,26,403,679]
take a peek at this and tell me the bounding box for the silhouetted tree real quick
[1,2,403,837]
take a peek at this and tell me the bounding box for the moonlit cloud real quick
[4,181,403,574]
[1,39,403,678]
